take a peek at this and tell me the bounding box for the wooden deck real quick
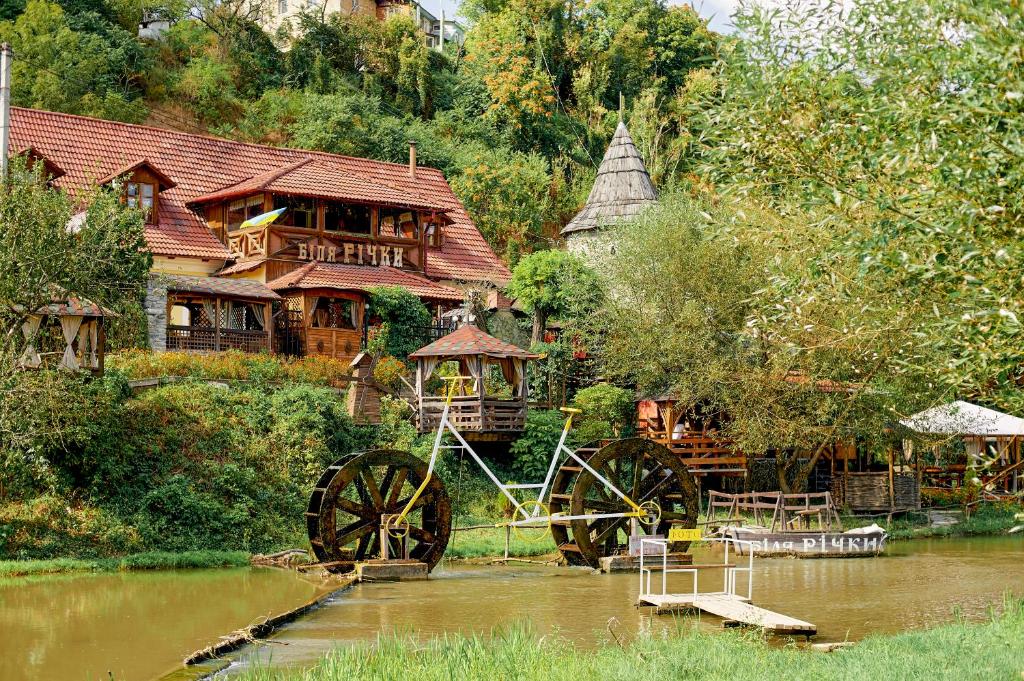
[638,592,817,636]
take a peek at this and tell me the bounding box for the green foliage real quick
[0,0,149,121]
[571,384,635,436]
[509,409,573,481]
[107,349,354,385]
[506,249,603,342]
[234,601,1024,681]
[372,356,409,392]
[0,550,250,576]
[366,287,433,359]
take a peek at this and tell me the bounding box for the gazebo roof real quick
[409,324,540,360]
[901,400,1024,437]
[560,121,658,236]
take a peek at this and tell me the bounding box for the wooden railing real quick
[417,395,527,433]
[167,325,270,353]
[645,429,747,476]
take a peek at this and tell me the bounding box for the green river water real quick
[1,536,1022,681]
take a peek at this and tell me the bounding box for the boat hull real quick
[725,528,887,558]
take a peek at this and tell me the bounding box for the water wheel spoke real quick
[407,526,437,544]
[383,467,408,507]
[580,497,629,514]
[337,519,375,548]
[661,511,688,522]
[591,516,629,546]
[336,498,376,520]
[387,492,433,515]
[361,469,385,509]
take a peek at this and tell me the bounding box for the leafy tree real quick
[594,192,942,492]
[366,286,434,360]
[695,0,1024,412]
[506,249,602,344]
[0,0,149,121]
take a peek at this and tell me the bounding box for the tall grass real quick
[0,550,250,577]
[237,597,1024,681]
[444,526,558,560]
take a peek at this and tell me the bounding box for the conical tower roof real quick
[560,121,658,236]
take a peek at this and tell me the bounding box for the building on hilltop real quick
[265,0,458,49]
[560,120,658,259]
[8,107,509,364]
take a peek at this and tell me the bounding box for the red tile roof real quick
[190,158,446,212]
[409,323,539,359]
[9,107,511,283]
[159,274,281,301]
[267,262,465,302]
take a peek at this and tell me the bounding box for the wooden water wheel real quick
[306,450,452,573]
[548,438,699,567]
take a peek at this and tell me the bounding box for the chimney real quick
[408,140,417,180]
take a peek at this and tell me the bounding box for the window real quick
[310,297,358,330]
[278,0,287,12]
[324,202,372,235]
[379,207,419,240]
[125,182,155,219]
[273,195,316,229]
[227,195,265,232]
[426,222,442,247]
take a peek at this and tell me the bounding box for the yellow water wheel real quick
[547,438,699,568]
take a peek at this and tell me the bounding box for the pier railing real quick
[638,537,755,602]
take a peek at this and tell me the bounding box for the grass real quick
[444,523,559,560]
[883,504,1020,541]
[0,550,251,577]
[235,597,1024,681]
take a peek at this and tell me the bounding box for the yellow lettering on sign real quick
[343,243,355,264]
[327,247,337,263]
[393,247,403,268]
[298,242,307,259]
[668,528,702,542]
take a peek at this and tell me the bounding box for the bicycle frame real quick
[391,377,647,533]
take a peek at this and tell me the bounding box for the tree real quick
[594,192,943,492]
[506,249,601,344]
[694,0,1024,412]
[366,286,432,360]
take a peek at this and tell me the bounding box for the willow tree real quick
[694,0,1024,413]
[593,193,945,492]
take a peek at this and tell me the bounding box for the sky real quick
[422,0,743,34]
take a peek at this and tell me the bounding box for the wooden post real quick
[97,317,105,376]
[887,448,895,510]
[478,356,486,430]
[214,297,221,351]
[265,301,273,352]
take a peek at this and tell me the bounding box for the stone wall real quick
[144,276,168,352]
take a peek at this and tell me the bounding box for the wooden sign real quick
[668,528,702,542]
[297,241,405,268]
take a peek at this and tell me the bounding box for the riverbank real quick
[0,550,250,577]
[233,596,1024,681]
[884,504,1021,541]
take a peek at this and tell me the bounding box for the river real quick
[1,536,1021,681]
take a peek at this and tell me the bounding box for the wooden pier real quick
[638,591,817,636]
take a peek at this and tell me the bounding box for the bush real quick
[373,355,409,391]
[366,287,433,359]
[509,410,574,482]
[0,495,142,559]
[107,350,352,385]
[571,384,636,436]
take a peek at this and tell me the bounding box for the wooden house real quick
[8,108,510,364]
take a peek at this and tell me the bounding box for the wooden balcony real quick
[646,430,747,476]
[166,325,271,353]
[417,395,527,437]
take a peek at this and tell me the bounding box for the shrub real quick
[571,384,636,436]
[0,495,142,559]
[367,287,434,359]
[373,355,409,392]
[509,410,575,482]
[107,350,352,385]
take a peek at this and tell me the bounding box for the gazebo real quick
[408,324,539,439]
[17,296,112,374]
[902,401,1024,494]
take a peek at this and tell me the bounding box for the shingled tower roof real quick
[560,121,658,236]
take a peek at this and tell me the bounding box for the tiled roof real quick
[216,259,266,276]
[409,323,539,359]
[267,262,465,302]
[159,274,281,301]
[9,107,511,283]
[190,158,446,211]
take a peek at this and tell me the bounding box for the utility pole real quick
[439,9,445,52]
[0,43,12,179]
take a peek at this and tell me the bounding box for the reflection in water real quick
[0,536,1021,681]
[0,568,321,681]
[228,536,1024,676]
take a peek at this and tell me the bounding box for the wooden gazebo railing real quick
[166,325,270,353]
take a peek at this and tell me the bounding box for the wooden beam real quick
[214,297,221,351]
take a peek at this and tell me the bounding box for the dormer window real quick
[426,223,442,247]
[228,195,265,231]
[126,182,155,212]
[100,159,175,226]
[273,195,316,229]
